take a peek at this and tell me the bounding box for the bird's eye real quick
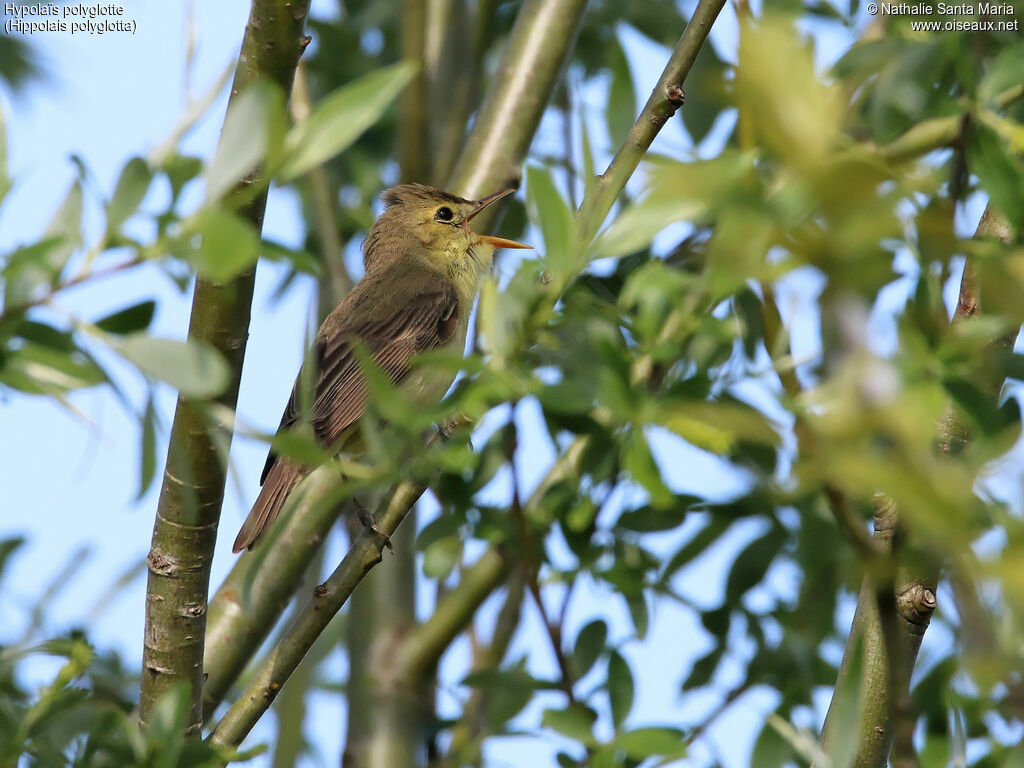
[435,206,454,222]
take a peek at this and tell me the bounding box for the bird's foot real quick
[353,497,392,552]
[438,413,472,441]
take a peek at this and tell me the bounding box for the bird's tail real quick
[232,461,303,553]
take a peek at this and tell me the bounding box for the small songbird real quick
[233,184,529,553]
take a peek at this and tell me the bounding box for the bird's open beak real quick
[465,188,532,250]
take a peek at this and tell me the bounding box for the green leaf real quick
[423,535,460,578]
[725,525,785,602]
[966,122,1024,234]
[415,512,464,551]
[0,103,10,208]
[607,650,634,730]
[978,44,1024,108]
[2,341,106,393]
[279,62,416,182]
[107,157,153,233]
[621,429,673,508]
[570,619,607,679]
[616,504,689,533]
[3,237,77,308]
[579,103,596,199]
[115,335,230,399]
[682,645,723,690]
[527,165,577,281]
[12,319,74,350]
[606,36,636,148]
[542,703,598,744]
[161,154,203,201]
[94,300,156,335]
[137,395,157,500]
[261,239,321,276]
[0,536,25,587]
[593,153,756,259]
[178,208,261,282]
[616,727,687,759]
[626,593,649,639]
[42,180,84,278]
[462,662,544,730]
[661,514,733,580]
[206,81,286,203]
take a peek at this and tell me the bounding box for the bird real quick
[232,184,529,553]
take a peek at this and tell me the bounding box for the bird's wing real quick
[260,269,459,485]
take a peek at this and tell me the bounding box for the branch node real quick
[665,84,685,105]
[147,550,177,577]
[180,601,207,618]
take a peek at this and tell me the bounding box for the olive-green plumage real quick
[233,184,527,553]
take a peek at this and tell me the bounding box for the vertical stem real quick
[399,0,431,184]
[139,0,312,734]
[447,0,589,201]
[342,515,420,768]
[819,204,1015,767]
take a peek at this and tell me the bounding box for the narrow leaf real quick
[607,650,634,729]
[95,300,156,335]
[107,157,153,233]
[279,62,416,181]
[115,335,230,399]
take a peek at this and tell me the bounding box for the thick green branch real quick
[447,0,589,201]
[392,547,508,685]
[399,0,431,184]
[578,0,727,241]
[139,0,312,734]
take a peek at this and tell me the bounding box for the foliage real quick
[3,1,1024,767]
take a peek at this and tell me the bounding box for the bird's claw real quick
[438,413,472,441]
[353,497,392,552]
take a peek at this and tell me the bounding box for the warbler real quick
[233,184,529,553]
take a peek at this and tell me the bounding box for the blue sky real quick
[3,2,1011,766]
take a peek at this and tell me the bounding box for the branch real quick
[447,0,589,202]
[443,571,525,765]
[202,468,349,718]
[578,0,727,241]
[819,204,1014,767]
[209,479,426,748]
[139,0,312,734]
[391,547,508,685]
[398,0,431,184]
[202,60,357,720]
[208,0,730,746]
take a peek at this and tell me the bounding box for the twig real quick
[508,426,576,705]
[684,684,751,746]
[208,478,426,749]
[0,257,144,324]
[577,0,727,242]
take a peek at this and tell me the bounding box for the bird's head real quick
[363,184,530,282]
